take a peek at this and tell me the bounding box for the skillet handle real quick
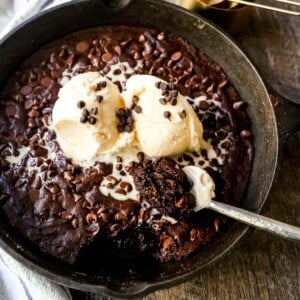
[269,88,300,143]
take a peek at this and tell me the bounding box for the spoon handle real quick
[209,200,300,241]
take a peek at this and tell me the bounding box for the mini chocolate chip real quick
[82,108,89,116]
[114,45,121,55]
[97,95,103,103]
[72,218,79,228]
[168,83,176,90]
[77,101,85,108]
[160,82,168,90]
[179,110,186,119]
[41,77,53,87]
[171,51,182,61]
[137,151,145,163]
[116,188,126,195]
[91,107,98,115]
[233,101,246,110]
[116,164,122,171]
[76,41,90,53]
[49,184,59,194]
[157,32,165,40]
[116,156,122,163]
[155,81,161,89]
[218,80,228,88]
[163,111,171,119]
[102,52,112,62]
[190,229,199,241]
[94,81,107,91]
[171,98,177,106]
[159,98,166,105]
[20,85,32,95]
[170,90,179,97]
[89,116,97,125]
[199,101,210,110]
[240,130,252,138]
[132,95,139,103]
[86,212,98,224]
[113,69,122,75]
[134,105,142,113]
[80,116,88,123]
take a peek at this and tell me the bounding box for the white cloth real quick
[0,3,72,299]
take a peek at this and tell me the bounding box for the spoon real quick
[183,166,300,241]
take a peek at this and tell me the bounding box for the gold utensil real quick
[178,0,300,15]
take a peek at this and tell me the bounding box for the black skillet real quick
[0,0,299,297]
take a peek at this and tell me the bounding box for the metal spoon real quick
[183,166,300,241]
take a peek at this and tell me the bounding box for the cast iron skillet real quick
[0,0,299,297]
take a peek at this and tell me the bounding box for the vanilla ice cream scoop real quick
[52,72,124,164]
[123,75,203,157]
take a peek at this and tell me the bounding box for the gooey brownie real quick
[0,26,253,263]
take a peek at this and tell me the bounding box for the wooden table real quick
[72,2,300,300]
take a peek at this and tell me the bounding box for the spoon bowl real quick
[183,166,300,241]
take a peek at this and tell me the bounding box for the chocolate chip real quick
[80,116,88,123]
[171,98,177,106]
[134,105,142,113]
[41,77,53,87]
[163,111,171,119]
[71,218,79,228]
[233,101,246,110]
[114,45,121,55]
[115,212,128,223]
[199,101,210,110]
[89,116,97,125]
[116,156,122,163]
[240,130,252,138]
[116,188,126,195]
[24,99,34,110]
[82,108,89,116]
[94,81,107,91]
[155,81,161,89]
[160,82,168,90]
[218,79,228,88]
[49,184,59,194]
[102,52,112,62]
[159,98,166,105]
[120,181,132,193]
[5,105,16,117]
[157,32,165,40]
[137,151,145,163]
[113,69,122,75]
[168,83,176,90]
[86,212,98,225]
[90,107,98,115]
[190,229,199,241]
[171,51,182,61]
[116,164,122,171]
[179,110,186,119]
[175,196,186,208]
[97,95,103,103]
[76,41,90,53]
[20,85,32,95]
[132,95,139,103]
[138,34,145,42]
[77,101,85,108]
